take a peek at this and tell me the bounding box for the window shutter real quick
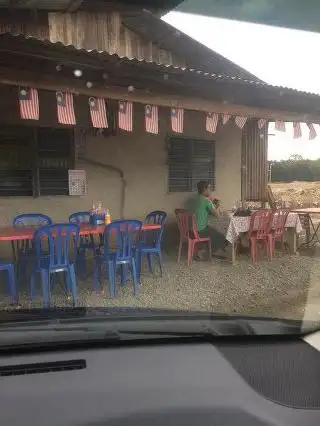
[168,137,215,193]
[168,137,192,192]
[37,128,74,196]
[191,140,215,191]
[0,126,33,196]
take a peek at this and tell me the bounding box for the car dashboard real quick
[1,333,320,426]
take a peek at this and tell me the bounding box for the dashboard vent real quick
[0,359,86,377]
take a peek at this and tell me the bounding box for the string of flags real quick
[274,119,317,140]
[17,86,319,140]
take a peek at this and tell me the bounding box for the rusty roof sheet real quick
[0,32,319,98]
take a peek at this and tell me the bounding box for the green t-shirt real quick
[186,195,214,231]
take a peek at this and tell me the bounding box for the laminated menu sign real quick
[68,170,87,196]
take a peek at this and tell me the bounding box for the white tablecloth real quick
[226,212,303,244]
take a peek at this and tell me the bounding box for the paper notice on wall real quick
[68,170,87,196]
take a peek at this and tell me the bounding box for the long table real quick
[225,212,302,264]
[0,223,160,242]
[0,223,161,262]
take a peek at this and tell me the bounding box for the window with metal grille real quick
[0,125,74,197]
[168,137,215,192]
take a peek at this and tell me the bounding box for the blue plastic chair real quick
[13,213,53,228]
[0,262,16,303]
[69,211,96,275]
[30,223,80,308]
[94,220,142,297]
[13,213,53,282]
[136,211,168,279]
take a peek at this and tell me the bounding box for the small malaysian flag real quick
[145,104,158,134]
[307,122,317,140]
[222,113,231,125]
[89,97,108,128]
[258,118,267,129]
[234,116,247,129]
[18,87,39,120]
[275,120,285,132]
[118,101,133,131]
[206,112,219,134]
[171,107,184,133]
[56,91,76,125]
[293,122,302,139]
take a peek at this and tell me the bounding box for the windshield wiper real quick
[0,313,305,350]
[0,323,218,349]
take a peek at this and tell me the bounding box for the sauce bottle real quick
[105,209,111,225]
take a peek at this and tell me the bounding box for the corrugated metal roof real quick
[0,32,319,98]
[122,9,262,82]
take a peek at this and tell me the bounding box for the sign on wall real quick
[68,169,87,196]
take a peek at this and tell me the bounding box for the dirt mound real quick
[271,181,320,208]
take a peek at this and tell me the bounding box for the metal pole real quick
[268,162,273,183]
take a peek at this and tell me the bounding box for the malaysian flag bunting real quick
[145,104,158,134]
[307,123,317,140]
[258,118,267,129]
[171,107,184,133]
[88,97,108,128]
[56,91,76,125]
[206,112,219,134]
[293,122,302,139]
[118,101,133,131]
[18,87,39,120]
[222,113,231,125]
[275,120,285,132]
[234,116,247,129]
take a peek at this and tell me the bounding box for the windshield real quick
[0,1,319,341]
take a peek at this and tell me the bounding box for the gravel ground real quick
[5,249,320,322]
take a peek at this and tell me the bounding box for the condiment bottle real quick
[105,209,111,225]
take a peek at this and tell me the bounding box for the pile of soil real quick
[271,181,320,208]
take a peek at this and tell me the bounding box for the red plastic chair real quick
[175,209,212,266]
[248,209,274,262]
[267,208,290,259]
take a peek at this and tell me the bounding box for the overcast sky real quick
[163,11,320,161]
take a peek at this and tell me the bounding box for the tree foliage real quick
[270,157,320,182]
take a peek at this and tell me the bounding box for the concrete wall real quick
[0,106,242,227]
[0,106,242,229]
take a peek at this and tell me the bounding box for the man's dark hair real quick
[197,180,209,194]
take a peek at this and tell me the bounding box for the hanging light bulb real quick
[128,85,134,92]
[74,69,83,77]
[86,81,93,88]
[56,64,62,72]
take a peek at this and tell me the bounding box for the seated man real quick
[186,181,227,258]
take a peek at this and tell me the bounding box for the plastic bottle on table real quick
[91,201,96,215]
[105,209,111,225]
